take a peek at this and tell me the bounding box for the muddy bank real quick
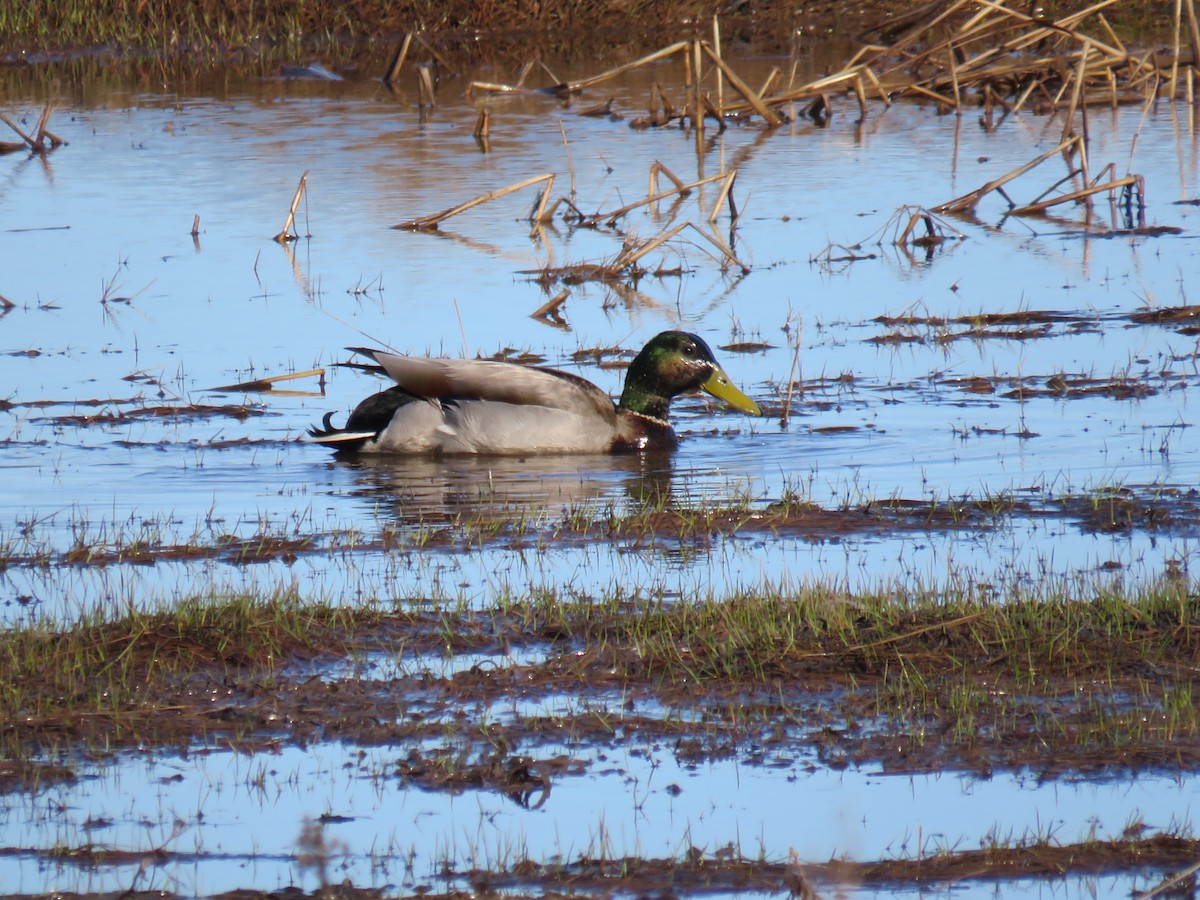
[4,585,1196,776]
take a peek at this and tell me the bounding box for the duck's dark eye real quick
[682,343,696,356]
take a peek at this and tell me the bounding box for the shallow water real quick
[1,736,1193,896]
[2,47,1200,896]
[2,59,1199,599]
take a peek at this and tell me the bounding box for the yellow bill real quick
[702,367,762,416]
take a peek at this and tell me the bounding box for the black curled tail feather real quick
[307,412,342,439]
[307,386,413,453]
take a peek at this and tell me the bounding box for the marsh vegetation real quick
[2,1,1200,897]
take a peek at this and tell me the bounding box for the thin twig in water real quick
[559,120,576,202]
[393,174,555,230]
[557,42,689,94]
[273,171,308,243]
[781,313,803,429]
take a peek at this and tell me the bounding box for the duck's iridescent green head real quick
[618,331,762,421]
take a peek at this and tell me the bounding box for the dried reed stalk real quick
[585,171,727,225]
[210,368,325,393]
[0,112,38,149]
[558,42,689,94]
[468,80,528,95]
[393,174,555,230]
[712,16,724,111]
[473,109,491,138]
[780,315,803,429]
[529,176,556,224]
[273,171,308,243]
[1010,174,1138,215]
[649,161,686,195]
[934,136,1080,214]
[611,221,750,274]
[1061,39,1091,141]
[530,289,569,326]
[384,33,413,85]
[417,65,436,107]
[1187,0,1200,73]
[709,170,738,225]
[685,222,749,273]
[700,43,783,125]
[612,222,688,270]
[559,121,576,201]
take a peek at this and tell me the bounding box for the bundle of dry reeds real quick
[461,2,1196,132]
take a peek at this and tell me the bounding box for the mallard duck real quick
[308,331,761,455]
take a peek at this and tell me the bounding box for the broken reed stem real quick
[888,0,974,58]
[758,67,781,98]
[32,104,53,146]
[393,174,555,230]
[560,41,689,93]
[700,43,783,125]
[190,215,200,237]
[613,222,688,269]
[649,161,687,194]
[273,170,308,244]
[473,109,491,139]
[1172,0,1183,99]
[530,175,556,224]
[530,289,569,321]
[587,171,727,224]
[384,33,413,85]
[1187,0,1200,78]
[1135,857,1200,900]
[1062,39,1091,143]
[933,136,1080,214]
[862,67,891,105]
[417,65,436,107]
[713,15,724,112]
[973,0,1125,60]
[0,112,38,148]
[610,221,749,274]
[947,40,962,110]
[709,170,737,224]
[686,222,749,273]
[559,120,576,201]
[781,315,803,429]
[1009,174,1137,215]
[209,368,326,392]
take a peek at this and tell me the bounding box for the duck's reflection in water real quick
[328,452,678,527]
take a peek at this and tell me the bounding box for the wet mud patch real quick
[1,585,1199,897]
[3,586,1196,777]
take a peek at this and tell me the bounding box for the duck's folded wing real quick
[367,353,616,422]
